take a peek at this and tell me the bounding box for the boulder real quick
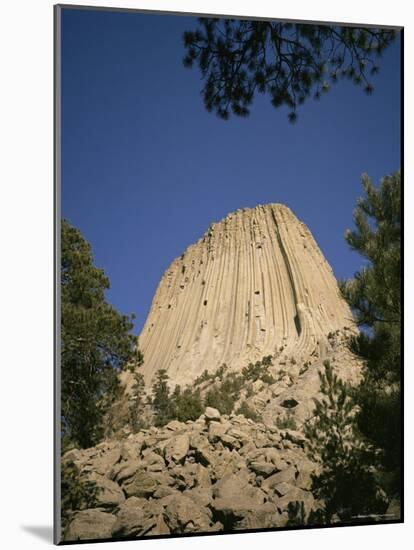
[64,509,116,541]
[165,420,187,431]
[153,486,180,499]
[249,461,276,477]
[163,494,213,533]
[220,434,241,450]
[261,465,296,492]
[208,421,228,443]
[280,429,307,448]
[111,497,147,537]
[112,459,141,484]
[194,463,211,488]
[212,473,266,518]
[234,502,284,530]
[86,473,125,508]
[274,481,295,496]
[90,448,121,476]
[184,487,213,508]
[210,449,245,480]
[122,469,161,498]
[204,407,221,421]
[276,487,317,518]
[190,434,215,466]
[164,434,190,464]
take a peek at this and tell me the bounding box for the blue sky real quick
[61,8,401,334]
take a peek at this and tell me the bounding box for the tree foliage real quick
[340,171,401,500]
[170,385,204,423]
[61,460,99,526]
[61,219,138,449]
[129,371,146,433]
[305,361,387,523]
[151,369,172,427]
[183,19,396,120]
[151,370,204,426]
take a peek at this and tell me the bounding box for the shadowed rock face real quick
[133,203,354,388]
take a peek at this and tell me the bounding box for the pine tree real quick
[183,20,397,120]
[340,171,401,503]
[129,371,146,432]
[61,219,138,449]
[305,361,386,523]
[170,385,204,422]
[152,369,173,427]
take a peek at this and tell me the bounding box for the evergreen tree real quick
[183,19,396,120]
[170,385,204,422]
[305,361,386,523]
[340,171,401,502]
[61,461,99,527]
[129,371,146,432]
[152,369,173,426]
[61,219,138,449]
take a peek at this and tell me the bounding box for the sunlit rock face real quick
[135,204,354,387]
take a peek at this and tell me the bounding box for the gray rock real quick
[165,420,187,431]
[274,481,295,496]
[112,459,141,484]
[122,469,161,498]
[234,502,284,530]
[184,487,213,508]
[190,434,215,466]
[86,473,125,508]
[163,494,213,533]
[164,434,190,464]
[153,486,180,499]
[64,509,116,541]
[90,448,121,476]
[208,421,228,443]
[212,473,266,517]
[111,497,147,537]
[261,465,296,491]
[204,407,221,421]
[249,461,276,477]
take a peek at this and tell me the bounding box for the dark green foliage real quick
[151,370,204,426]
[205,371,245,415]
[183,19,396,120]
[241,356,276,384]
[61,219,138,449]
[275,412,297,430]
[170,385,204,422]
[261,355,273,367]
[129,371,146,432]
[305,361,386,523]
[205,387,235,415]
[215,363,229,380]
[61,461,99,525]
[125,349,144,373]
[152,369,173,427]
[235,401,260,422]
[340,171,401,500]
[194,369,212,385]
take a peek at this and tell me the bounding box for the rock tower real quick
[134,203,354,388]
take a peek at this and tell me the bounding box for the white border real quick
[0,1,411,548]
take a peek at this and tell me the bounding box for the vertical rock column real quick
[134,204,353,388]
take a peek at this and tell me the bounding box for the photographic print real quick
[54,4,403,544]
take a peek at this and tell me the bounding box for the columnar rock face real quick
[136,204,354,387]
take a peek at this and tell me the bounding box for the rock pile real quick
[62,408,321,541]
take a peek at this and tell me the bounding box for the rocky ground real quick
[61,334,366,542]
[62,406,323,541]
